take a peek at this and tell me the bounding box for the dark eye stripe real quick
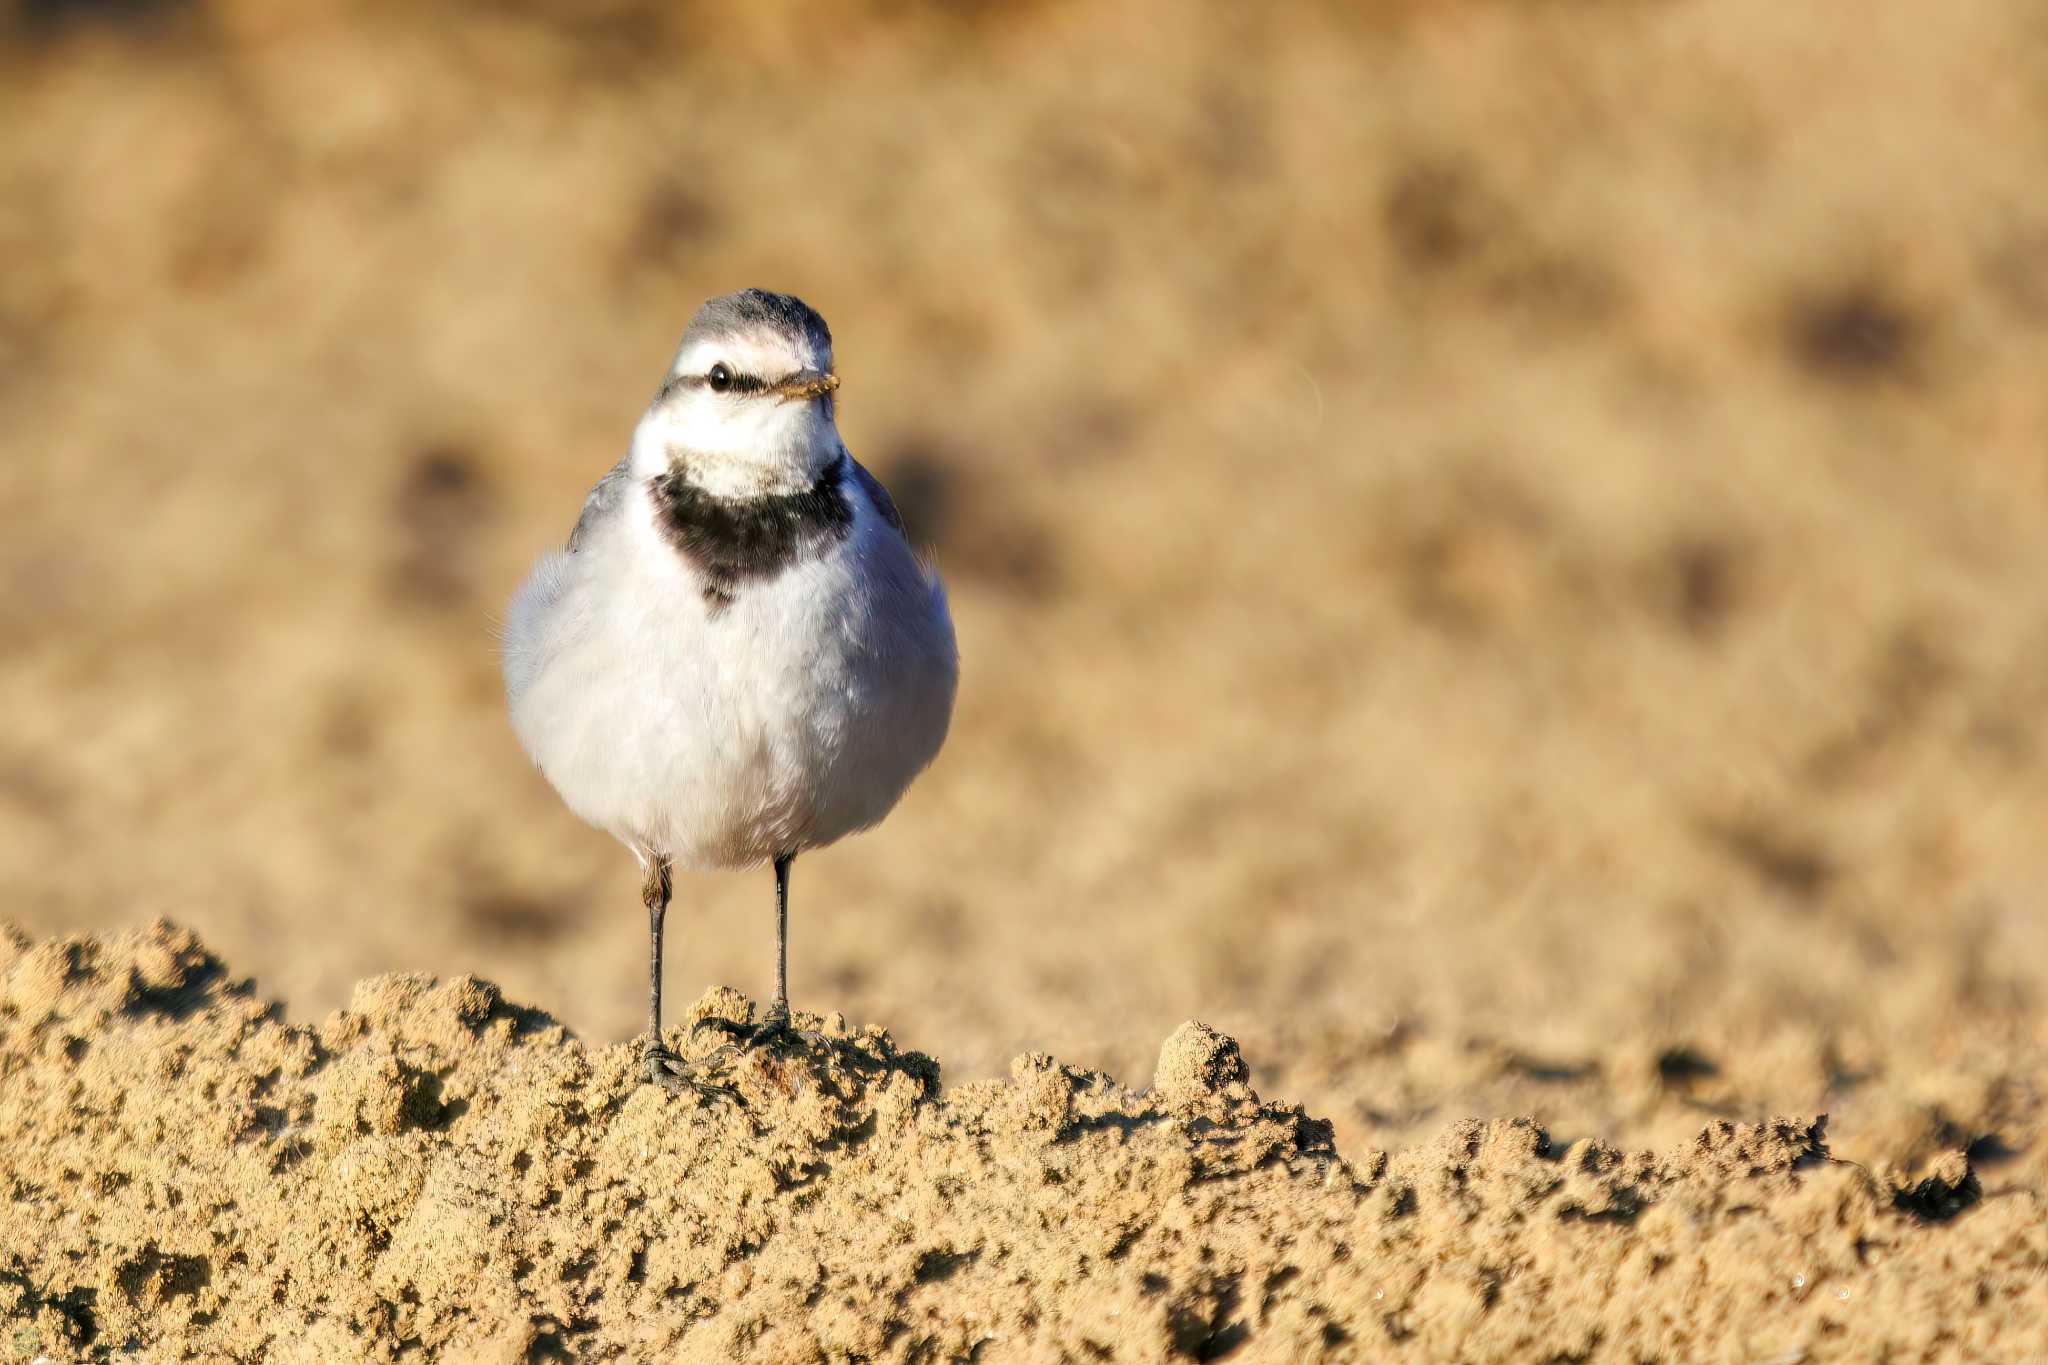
[663,370,770,397]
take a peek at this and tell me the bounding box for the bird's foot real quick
[643,1042,739,1101]
[744,1004,830,1056]
[692,1003,828,1057]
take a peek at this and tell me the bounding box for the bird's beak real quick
[774,370,840,402]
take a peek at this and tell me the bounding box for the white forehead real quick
[671,327,830,379]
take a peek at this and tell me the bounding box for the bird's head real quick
[631,289,843,498]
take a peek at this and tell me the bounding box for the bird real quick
[500,288,958,1094]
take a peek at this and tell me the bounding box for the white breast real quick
[503,475,957,869]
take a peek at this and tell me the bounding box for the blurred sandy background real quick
[4,0,2046,1180]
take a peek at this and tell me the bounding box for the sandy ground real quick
[3,0,2048,1358]
[4,922,2044,1362]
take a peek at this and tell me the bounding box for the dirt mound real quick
[2,923,2040,1362]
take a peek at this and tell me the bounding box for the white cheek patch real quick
[648,397,769,463]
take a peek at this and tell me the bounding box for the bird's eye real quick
[707,363,732,392]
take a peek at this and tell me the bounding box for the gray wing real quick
[849,455,949,592]
[850,458,907,537]
[568,453,634,551]
[506,454,628,706]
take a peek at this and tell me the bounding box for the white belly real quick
[505,499,956,869]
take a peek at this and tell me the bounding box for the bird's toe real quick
[643,1043,738,1102]
[739,1010,829,1056]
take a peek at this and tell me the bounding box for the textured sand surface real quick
[3,923,2042,1363]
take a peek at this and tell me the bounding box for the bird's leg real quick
[692,852,825,1054]
[641,855,679,1082]
[772,852,793,1021]
[746,853,827,1052]
[640,855,728,1097]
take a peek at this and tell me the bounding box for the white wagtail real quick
[501,289,958,1094]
